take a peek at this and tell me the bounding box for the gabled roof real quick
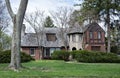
[21,33,38,47]
[84,22,105,32]
[21,28,65,47]
[21,22,104,47]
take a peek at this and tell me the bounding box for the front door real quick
[45,48,50,58]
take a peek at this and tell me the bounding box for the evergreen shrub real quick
[0,50,34,63]
[71,50,120,63]
[51,50,70,61]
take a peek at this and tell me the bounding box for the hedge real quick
[0,50,35,63]
[51,50,120,63]
[51,50,70,61]
[71,50,120,63]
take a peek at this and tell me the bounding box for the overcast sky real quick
[5,0,106,34]
[10,0,81,15]
[6,0,81,33]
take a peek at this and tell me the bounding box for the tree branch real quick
[5,0,14,19]
[17,0,28,20]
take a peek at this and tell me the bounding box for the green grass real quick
[0,60,120,78]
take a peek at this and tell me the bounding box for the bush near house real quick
[0,50,34,63]
[51,50,120,63]
[51,50,70,61]
[111,46,120,54]
[71,50,120,63]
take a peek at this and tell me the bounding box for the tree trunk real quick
[107,25,111,52]
[5,0,28,70]
[9,16,17,69]
[36,33,43,60]
[107,10,111,53]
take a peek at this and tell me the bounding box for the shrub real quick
[21,52,35,62]
[51,50,70,61]
[71,50,120,63]
[0,50,34,63]
[70,50,80,59]
[111,46,119,54]
[0,50,11,63]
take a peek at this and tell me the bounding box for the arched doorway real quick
[72,47,76,51]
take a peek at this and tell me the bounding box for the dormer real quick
[46,33,57,41]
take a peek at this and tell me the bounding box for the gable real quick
[84,22,105,32]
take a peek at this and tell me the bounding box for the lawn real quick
[0,60,120,78]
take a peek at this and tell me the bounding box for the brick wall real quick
[21,47,41,60]
[84,30,106,52]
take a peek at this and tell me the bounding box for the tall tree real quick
[25,10,45,59]
[5,0,28,70]
[44,16,54,28]
[69,10,87,27]
[80,0,120,52]
[50,7,73,50]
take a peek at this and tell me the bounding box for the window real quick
[30,48,35,56]
[50,48,56,56]
[46,33,56,41]
[72,34,76,42]
[79,34,82,41]
[90,32,93,39]
[98,32,101,39]
[44,48,60,57]
[46,48,50,57]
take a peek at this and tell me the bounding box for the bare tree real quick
[5,0,28,70]
[0,0,10,33]
[50,7,73,50]
[25,10,45,59]
[0,0,10,50]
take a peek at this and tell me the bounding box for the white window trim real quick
[30,48,35,56]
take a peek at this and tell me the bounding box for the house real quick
[21,22,106,60]
[83,22,106,52]
[21,26,65,60]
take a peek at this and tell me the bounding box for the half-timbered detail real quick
[83,22,106,52]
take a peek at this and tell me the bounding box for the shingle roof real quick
[83,22,105,32]
[21,28,64,47]
[21,22,104,47]
[68,22,83,34]
[44,28,64,47]
[21,33,38,47]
